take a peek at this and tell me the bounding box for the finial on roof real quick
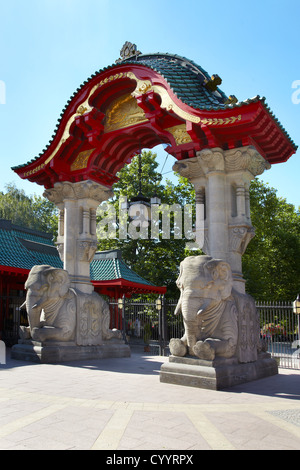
[203,74,222,91]
[224,95,238,105]
[116,42,141,63]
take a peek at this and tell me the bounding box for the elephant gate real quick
[11,43,297,387]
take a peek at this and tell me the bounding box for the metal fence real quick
[108,297,170,356]
[108,297,300,370]
[1,294,299,369]
[0,295,26,347]
[257,301,300,369]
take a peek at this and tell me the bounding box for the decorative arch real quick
[12,44,297,190]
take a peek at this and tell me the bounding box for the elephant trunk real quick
[181,294,202,354]
[25,291,43,331]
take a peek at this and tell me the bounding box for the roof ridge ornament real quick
[116,42,141,63]
[203,74,222,91]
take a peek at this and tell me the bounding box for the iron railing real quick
[0,295,26,347]
[1,294,299,369]
[257,301,300,369]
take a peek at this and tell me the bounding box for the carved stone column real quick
[44,180,113,294]
[173,146,270,293]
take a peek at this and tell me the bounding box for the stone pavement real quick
[0,349,300,451]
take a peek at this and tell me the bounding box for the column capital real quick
[197,147,225,174]
[224,146,271,177]
[172,157,205,181]
[173,145,271,182]
[43,180,113,205]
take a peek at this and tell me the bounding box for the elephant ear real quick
[215,262,231,282]
[205,259,233,299]
[45,268,70,297]
[176,261,184,290]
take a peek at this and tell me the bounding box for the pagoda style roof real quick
[0,219,62,273]
[0,220,165,295]
[12,44,297,190]
[90,250,166,296]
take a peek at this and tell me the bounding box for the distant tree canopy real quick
[96,151,200,298]
[243,178,300,301]
[0,183,58,237]
[96,151,300,301]
[2,153,300,301]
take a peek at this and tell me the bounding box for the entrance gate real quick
[12,42,296,298]
[11,43,297,367]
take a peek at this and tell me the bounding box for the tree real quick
[243,178,300,301]
[96,150,201,297]
[97,153,300,301]
[0,183,58,237]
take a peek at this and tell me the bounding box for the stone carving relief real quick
[44,180,113,205]
[224,146,271,176]
[19,265,122,345]
[229,225,255,255]
[169,255,261,362]
[76,291,121,346]
[197,148,225,174]
[77,239,98,262]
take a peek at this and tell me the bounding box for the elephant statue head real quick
[170,255,238,360]
[21,265,76,342]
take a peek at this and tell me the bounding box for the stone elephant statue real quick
[170,255,239,360]
[20,265,121,344]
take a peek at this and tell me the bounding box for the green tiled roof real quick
[121,53,228,110]
[0,220,61,270]
[90,250,153,285]
[0,221,155,287]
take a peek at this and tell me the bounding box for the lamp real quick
[156,297,162,311]
[293,294,300,315]
[128,148,161,225]
[118,298,123,309]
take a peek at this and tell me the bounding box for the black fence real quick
[257,300,300,369]
[1,295,299,369]
[108,297,172,356]
[0,295,26,347]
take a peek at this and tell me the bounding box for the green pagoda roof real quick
[90,250,153,285]
[0,220,165,294]
[0,220,62,271]
[120,52,229,110]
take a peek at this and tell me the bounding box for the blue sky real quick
[0,0,299,207]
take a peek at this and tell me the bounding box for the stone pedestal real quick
[12,339,130,364]
[160,354,278,390]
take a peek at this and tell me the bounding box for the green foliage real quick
[0,183,58,237]
[4,156,300,303]
[98,152,300,301]
[243,178,300,301]
[96,151,202,297]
